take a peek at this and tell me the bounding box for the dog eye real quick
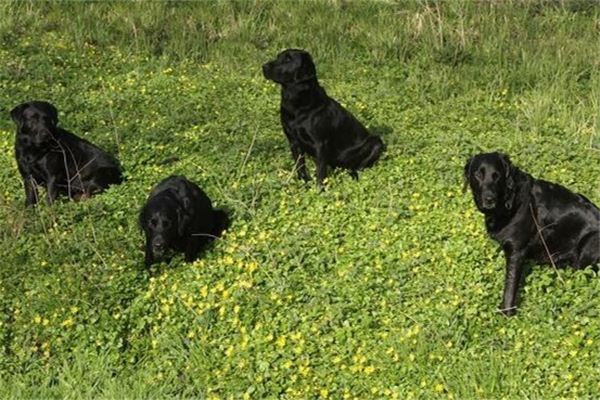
[492,172,499,181]
[474,170,483,180]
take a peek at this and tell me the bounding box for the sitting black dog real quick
[139,176,229,266]
[464,152,600,316]
[262,49,385,186]
[10,101,123,206]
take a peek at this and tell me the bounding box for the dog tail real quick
[212,209,230,238]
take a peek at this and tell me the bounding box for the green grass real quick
[0,0,599,398]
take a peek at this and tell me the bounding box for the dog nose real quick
[35,129,52,143]
[483,194,495,204]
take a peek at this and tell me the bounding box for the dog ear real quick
[498,153,516,210]
[10,103,29,126]
[294,52,317,82]
[462,156,473,193]
[38,102,59,126]
[47,103,59,126]
[176,208,189,237]
[138,207,148,231]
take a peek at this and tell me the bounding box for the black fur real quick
[10,100,122,206]
[139,176,229,267]
[464,152,600,316]
[262,49,385,187]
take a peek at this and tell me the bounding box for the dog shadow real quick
[514,261,599,315]
[368,124,393,140]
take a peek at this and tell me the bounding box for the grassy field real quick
[0,0,599,398]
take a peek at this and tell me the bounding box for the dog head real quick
[10,101,59,147]
[140,192,189,260]
[262,48,317,84]
[464,152,517,213]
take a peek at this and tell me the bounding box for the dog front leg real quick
[144,238,155,267]
[290,143,310,181]
[46,176,58,205]
[500,246,525,316]
[24,177,39,207]
[315,144,328,188]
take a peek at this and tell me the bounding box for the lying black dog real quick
[262,49,385,186]
[139,176,229,266]
[464,152,600,316]
[10,101,123,206]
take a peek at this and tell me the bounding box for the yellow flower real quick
[299,365,310,376]
[238,279,253,288]
[319,389,329,398]
[247,262,258,272]
[61,318,74,328]
[364,365,375,374]
[276,335,286,348]
[569,350,578,357]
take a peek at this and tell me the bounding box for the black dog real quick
[464,152,600,316]
[10,101,123,206]
[139,176,229,267]
[262,49,385,186]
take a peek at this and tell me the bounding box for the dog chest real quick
[295,126,318,150]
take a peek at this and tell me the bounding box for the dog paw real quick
[498,305,517,317]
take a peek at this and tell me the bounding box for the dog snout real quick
[33,129,52,145]
[152,236,166,251]
[262,62,273,79]
[481,192,497,208]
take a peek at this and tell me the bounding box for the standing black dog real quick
[464,152,600,316]
[262,49,385,186]
[10,101,123,206]
[139,176,229,267]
